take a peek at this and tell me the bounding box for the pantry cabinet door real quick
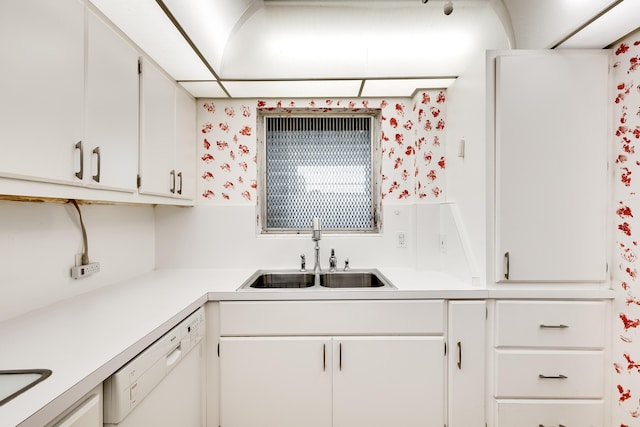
[495,51,608,282]
[86,11,139,192]
[219,337,332,427]
[0,0,84,184]
[332,336,445,427]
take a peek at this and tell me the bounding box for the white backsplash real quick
[0,200,155,322]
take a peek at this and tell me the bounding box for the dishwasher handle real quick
[166,345,182,368]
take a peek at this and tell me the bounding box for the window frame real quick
[257,108,382,235]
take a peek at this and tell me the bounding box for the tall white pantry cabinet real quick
[486,50,612,427]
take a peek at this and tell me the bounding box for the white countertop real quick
[0,268,614,427]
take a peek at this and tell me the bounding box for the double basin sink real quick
[238,269,396,290]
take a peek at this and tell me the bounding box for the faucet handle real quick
[300,254,306,272]
[329,249,337,271]
[344,258,350,271]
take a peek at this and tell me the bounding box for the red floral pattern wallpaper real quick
[612,31,640,427]
[196,91,447,205]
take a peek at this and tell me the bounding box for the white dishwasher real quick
[103,307,205,427]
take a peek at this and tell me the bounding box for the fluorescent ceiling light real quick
[222,80,362,98]
[361,78,456,97]
[179,81,229,98]
[557,1,640,48]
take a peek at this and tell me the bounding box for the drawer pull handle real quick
[457,341,462,370]
[540,324,569,329]
[538,374,568,379]
[539,425,566,427]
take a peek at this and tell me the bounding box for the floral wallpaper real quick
[196,91,447,207]
[612,31,640,427]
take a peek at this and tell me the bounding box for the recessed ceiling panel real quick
[179,81,229,98]
[88,0,213,80]
[361,78,456,97]
[223,80,362,98]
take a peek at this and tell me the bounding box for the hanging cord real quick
[70,199,90,265]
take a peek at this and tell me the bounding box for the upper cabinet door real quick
[495,51,609,283]
[86,11,139,192]
[174,88,196,200]
[0,0,84,184]
[139,59,177,197]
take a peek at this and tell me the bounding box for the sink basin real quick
[238,269,395,290]
[0,369,52,406]
[320,271,390,288]
[244,272,315,289]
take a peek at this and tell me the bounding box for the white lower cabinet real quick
[45,384,102,427]
[448,301,486,427]
[219,336,444,427]
[220,337,332,427]
[492,300,609,427]
[218,300,446,427]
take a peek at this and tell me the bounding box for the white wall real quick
[444,52,490,285]
[154,203,443,272]
[0,200,155,322]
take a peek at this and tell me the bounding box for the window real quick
[258,112,380,234]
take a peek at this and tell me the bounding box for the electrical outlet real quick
[71,262,100,279]
[396,231,407,248]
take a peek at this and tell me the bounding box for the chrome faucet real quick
[300,254,306,272]
[312,217,322,286]
[329,249,337,272]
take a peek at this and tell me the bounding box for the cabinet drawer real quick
[495,400,604,427]
[495,350,604,398]
[220,300,445,336]
[495,301,606,348]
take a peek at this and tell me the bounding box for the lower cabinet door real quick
[332,336,445,427]
[219,337,332,427]
[495,400,605,427]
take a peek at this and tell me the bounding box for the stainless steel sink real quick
[320,271,390,288]
[243,272,316,289]
[238,269,396,290]
[0,369,52,406]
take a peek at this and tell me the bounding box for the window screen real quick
[263,115,376,232]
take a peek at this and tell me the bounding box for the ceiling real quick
[88,0,640,98]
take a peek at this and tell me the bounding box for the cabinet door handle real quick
[169,169,176,194]
[539,425,566,427]
[339,343,342,371]
[539,324,569,329]
[504,251,510,280]
[177,171,183,195]
[75,141,84,180]
[92,146,101,183]
[457,341,462,370]
[538,374,568,379]
[323,344,326,372]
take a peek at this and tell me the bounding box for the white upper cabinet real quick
[85,10,139,192]
[139,58,196,200]
[0,0,85,185]
[174,88,197,200]
[493,51,609,283]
